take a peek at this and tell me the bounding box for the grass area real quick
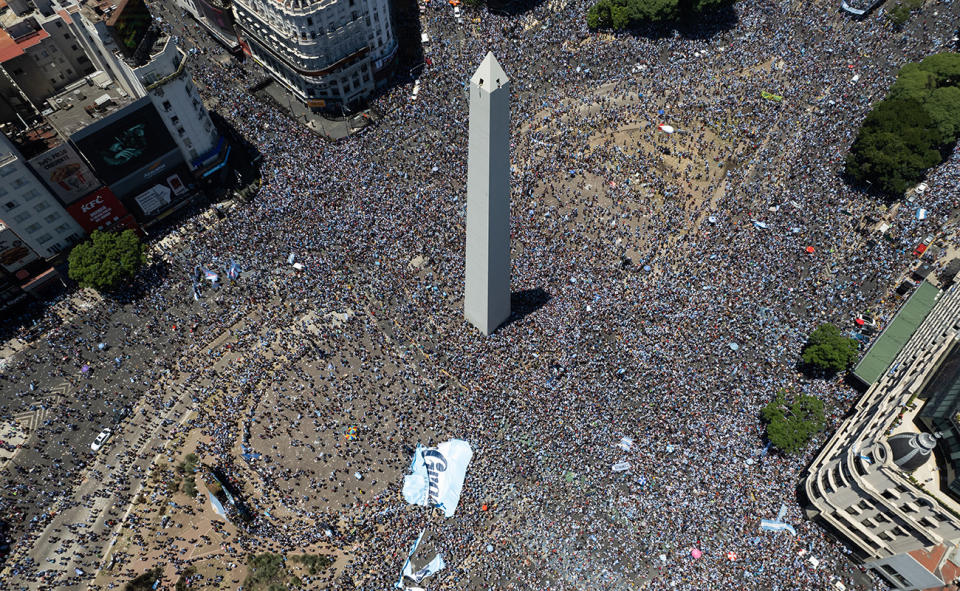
[242,552,335,590]
[288,553,334,575]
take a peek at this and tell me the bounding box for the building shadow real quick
[501,287,551,329]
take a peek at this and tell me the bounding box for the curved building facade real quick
[232,0,397,111]
[803,283,960,590]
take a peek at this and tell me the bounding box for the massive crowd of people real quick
[4,0,960,588]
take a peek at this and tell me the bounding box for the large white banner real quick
[403,553,445,583]
[402,439,473,517]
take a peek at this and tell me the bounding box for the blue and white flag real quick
[395,529,426,588]
[203,267,219,284]
[760,519,796,535]
[192,282,202,301]
[404,553,445,583]
[402,439,473,517]
[227,259,241,281]
[209,492,227,519]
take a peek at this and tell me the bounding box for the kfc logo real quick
[80,196,104,213]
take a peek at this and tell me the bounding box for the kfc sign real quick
[67,187,132,232]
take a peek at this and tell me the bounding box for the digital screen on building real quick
[72,100,177,186]
[107,0,153,54]
[28,144,101,205]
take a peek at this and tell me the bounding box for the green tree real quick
[586,0,724,29]
[761,391,826,455]
[888,63,938,101]
[68,230,146,291]
[919,52,960,87]
[846,97,948,195]
[801,323,859,373]
[924,86,960,139]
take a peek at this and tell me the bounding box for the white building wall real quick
[0,135,85,258]
[131,39,218,167]
[232,0,395,106]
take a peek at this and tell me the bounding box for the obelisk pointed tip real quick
[470,52,509,90]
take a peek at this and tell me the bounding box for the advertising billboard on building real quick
[27,144,101,205]
[72,98,178,186]
[66,187,133,233]
[0,226,40,273]
[196,0,235,34]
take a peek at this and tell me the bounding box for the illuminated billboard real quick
[28,144,101,205]
[72,98,177,186]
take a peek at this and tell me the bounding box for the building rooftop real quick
[0,15,49,63]
[852,280,942,386]
[44,79,133,137]
[4,121,60,158]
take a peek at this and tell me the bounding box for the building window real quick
[176,127,186,136]
[37,234,53,244]
[12,177,26,189]
[171,116,180,126]
[162,100,172,111]
[44,213,58,223]
[25,223,41,233]
[71,44,78,51]
[15,212,31,223]
[78,55,88,63]
[55,223,72,234]
[3,200,17,211]
[34,201,48,212]
[23,188,39,200]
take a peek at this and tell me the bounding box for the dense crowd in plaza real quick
[3,0,960,588]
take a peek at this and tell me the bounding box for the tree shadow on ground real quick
[614,4,739,41]
[487,0,548,17]
[102,260,171,306]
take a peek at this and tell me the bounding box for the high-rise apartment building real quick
[232,0,397,111]
[0,132,84,259]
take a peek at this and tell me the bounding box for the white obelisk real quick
[464,52,511,335]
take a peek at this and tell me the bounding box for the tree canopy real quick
[801,323,859,373]
[846,53,960,196]
[760,391,826,455]
[587,0,733,29]
[67,230,146,292]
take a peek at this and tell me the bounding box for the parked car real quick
[90,428,112,452]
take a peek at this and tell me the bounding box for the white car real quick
[91,428,112,452]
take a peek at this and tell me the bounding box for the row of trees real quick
[761,324,858,455]
[846,53,960,196]
[587,0,733,29]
